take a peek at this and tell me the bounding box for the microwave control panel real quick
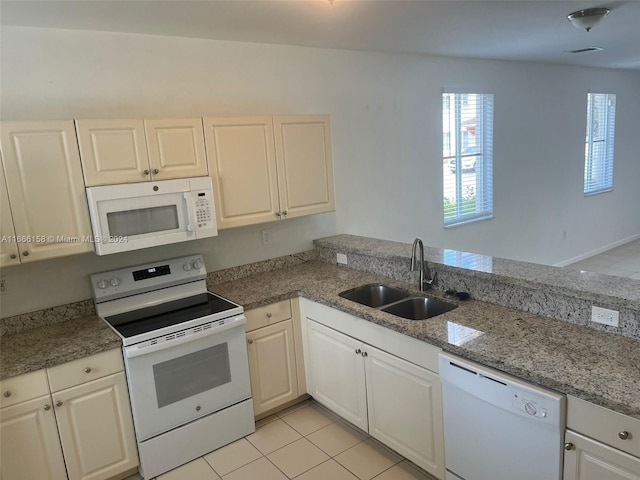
[195,192,213,227]
[188,177,217,238]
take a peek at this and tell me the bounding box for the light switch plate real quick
[336,253,348,265]
[591,306,619,327]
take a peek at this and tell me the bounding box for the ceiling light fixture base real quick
[567,8,611,32]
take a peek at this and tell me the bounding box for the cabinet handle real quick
[44,404,51,411]
[248,339,254,345]
[55,400,63,407]
[275,212,282,218]
[84,367,92,374]
[152,168,160,175]
[564,443,574,451]
[22,251,29,256]
[3,391,10,398]
[10,254,17,259]
[619,431,630,440]
[266,312,272,318]
[361,351,368,357]
[143,169,150,176]
[282,210,288,217]
[355,349,362,354]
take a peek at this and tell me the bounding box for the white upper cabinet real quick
[204,114,335,229]
[76,118,208,186]
[0,160,21,266]
[0,120,94,263]
[273,115,335,220]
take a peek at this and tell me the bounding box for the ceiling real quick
[1,0,639,70]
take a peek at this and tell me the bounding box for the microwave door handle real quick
[184,192,195,233]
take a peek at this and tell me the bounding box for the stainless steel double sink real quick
[338,284,457,320]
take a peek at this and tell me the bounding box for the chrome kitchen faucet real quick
[410,238,436,291]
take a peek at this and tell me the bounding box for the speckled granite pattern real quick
[210,261,640,420]
[0,315,121,380]
[314,235,640,339]
[0,299,96,337]
[207,250,317,284]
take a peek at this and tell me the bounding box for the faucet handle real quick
[424,271,438,288]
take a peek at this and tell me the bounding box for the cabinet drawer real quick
[567,395,640,458]
[47,349,124,393]
[0,370,50,408]
[246,300,292,332]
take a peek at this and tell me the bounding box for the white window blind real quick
[443,93,494,226]
[584,93,616,195]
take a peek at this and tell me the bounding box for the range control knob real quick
[97,280,108,290]
[192,260,203,270]
[183,263,192,271]
[524,402,537,416]
[109,277,121,287]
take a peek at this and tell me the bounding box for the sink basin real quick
[381,297,457,320]
[339,284,410,308]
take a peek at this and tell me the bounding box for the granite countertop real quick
[209,261,640,420]
[0,315,121,380]
[2,260,638,421]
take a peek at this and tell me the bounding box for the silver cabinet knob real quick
[3,391,11,398]
[143,169,150,175]
[275,212,282,218]
[355,349,362,355]
[22,251,29,256]
[247,339,254,345]
[9,254,16,259]
[55,400,63,407]
[84,367,92,374]
[266,312,272,318]
[44,404,51,411]
[152,168,160,175]
[282,210,288,217]
[361,351,368,357]
[564,443,575,451]
[619,431,630,440]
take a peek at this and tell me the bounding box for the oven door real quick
[123,315,251,441]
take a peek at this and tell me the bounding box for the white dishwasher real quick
[439,353,566,480]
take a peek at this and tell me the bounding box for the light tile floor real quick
[565,238,640,280]
[130,400,437,480]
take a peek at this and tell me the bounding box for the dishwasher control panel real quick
[512,392,552,420]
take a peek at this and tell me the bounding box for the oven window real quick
[107,205,179,237]
[153,343,231,408]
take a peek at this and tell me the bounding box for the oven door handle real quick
[124,314,246,359]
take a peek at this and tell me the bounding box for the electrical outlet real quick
[336,253,348,265]
[261,229,272,245]
[591,306,619,327]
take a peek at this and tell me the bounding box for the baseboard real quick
[554,233,640,267]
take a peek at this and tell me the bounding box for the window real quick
[442,92,494,226]
[584,93,616,195]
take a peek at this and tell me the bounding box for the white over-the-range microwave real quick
[85,177,217,255]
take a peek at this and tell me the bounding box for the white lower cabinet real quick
[52,372,138,480]
[0,349,139,480]
[564,431,640,480]
[0,394,68,480]
[245,299,307,417]
[302,299,445,479]
[564,395,640,480]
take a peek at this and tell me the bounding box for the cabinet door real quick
[144,118,208,180]
[273,115,335,219]
[76,118,150,186]
[247,319,299,416]
[203,116,280,228]
[0,158,20,266]
[564,430,640,480]
[0,395,68,480]
[0,121,93,261]
[365,345,445,479]
[52,372,138,480]
[306,320,368,431]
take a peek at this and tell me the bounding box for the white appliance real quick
[86,177,217,255]
[439,352,566,480]
[92,255,254,479]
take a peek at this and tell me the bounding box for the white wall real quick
[1,26,639,315]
